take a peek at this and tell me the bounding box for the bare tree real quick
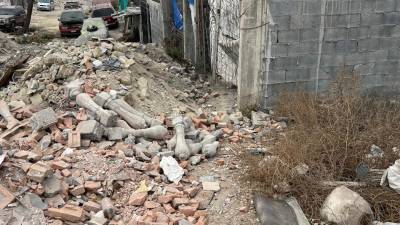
[23,0,33,33]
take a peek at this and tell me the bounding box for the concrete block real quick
[290,41,319,55]
[388,48,400,58]
[358,38,381,52]
[286,68,314,82]
[325,0,350,15]
[383,12,400,24]
[349,0,362,13]
[300,28,320,41]
[271,44,289,57]
[270,30,278,43]
[348,27,370,39]
[324,28,348,41]
[344,52,368,65]
[270,57,299,70]
[298,55,318,67]
[361,0,377,12]
[290,15,321,29]
[375,0,396,12]
[369,25,396,37]
[365,50,389,62]
[303,0,322,15]
[266,70,286,84]
[354,63,375,75]
[325,14,361,27]
[379,37,400,49]
[277,29,300,43]
[321,54,345,66]
[373,61,399,74]
[273,16,290,30]
[268,0,302,16]
[361,13,384,26]
[30,108,58,131]
[322,41,336,52]
[76,120,104,141]
[335,40,358,53]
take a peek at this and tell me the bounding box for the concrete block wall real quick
[147,0,164,44]
[262,0,400,108]
[209,0,240,84]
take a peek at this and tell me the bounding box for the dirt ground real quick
[30,6,61,34]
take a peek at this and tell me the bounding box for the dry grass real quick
[243,72,400,222]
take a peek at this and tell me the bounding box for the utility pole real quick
[23,0,33,33]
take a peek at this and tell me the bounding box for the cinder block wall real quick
[147,0,164,44]
[263,0,400,107]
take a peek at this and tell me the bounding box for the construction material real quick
[0,100,20,129]
[76,93,117,127]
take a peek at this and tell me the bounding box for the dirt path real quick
[30,6,61,34]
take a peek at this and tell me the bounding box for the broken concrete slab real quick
[160,156,184,183]
[30,108,58,131]
[77,120,104,141]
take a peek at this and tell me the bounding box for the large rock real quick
[321,186,372,225]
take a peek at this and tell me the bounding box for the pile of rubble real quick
[0,37,280,225]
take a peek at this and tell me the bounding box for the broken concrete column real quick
[94,92,147,129]
[202,141,219,158]
[0,100,20,129]
[30,108,58,131]
[101,197,114,219]
[65,79,84,100]
[76,93,117,127]
[173,117,191,160]
[128,125,168,140]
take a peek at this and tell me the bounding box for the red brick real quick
[144,201,161,209]
[172,198,189,208]
[47,204,84,222]
[216,159,225,166]
[0,184,15,209]
[195,216,208,225]
[128,192,148,206]
[194,210,207,218]
[70,185,85,196]
[84,181,101,191]
[163,204,175,214]
[67,131,81,148]
[63,117,73,129]
[13,150,29,159]
[184,187,200,198]
[83,201,101,212]
[156,212,169,223]
[51,160,71,170]
[27,161,52,183]
[179,206,196,217]
[61,169,71,177]
[157,194,174,204]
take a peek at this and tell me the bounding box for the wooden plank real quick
[0,54,30,87]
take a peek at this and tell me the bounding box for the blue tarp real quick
[172,0,183,31]
[187,0,194,5]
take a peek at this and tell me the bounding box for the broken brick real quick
[67,130,81,148]
[179,206,196,217]
[163,204,175,214]
[184,187,200,198]
[61,169,71,177]
[83,200,101,212]
[70,185,85,196]
[84,181,101,191]
[202,181,220,192]
[144,201,161,209]
[47,204,84,222]
[172,197,189,208]
[51,160,71,170]
[27,161,52,183]
[157,194,174,204]
[129,192,148,206]
[13,150,30,159]
[0,184,15,209]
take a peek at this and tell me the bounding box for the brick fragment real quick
[84,181,101,191]
[83,201,101,212]
[47,204,84,222]
[70,185,85,196]
[68,130,81,148]
[179,205,196,217]
[172,197,189,208]
[27,161,52,183]
[51,160,71,170]
[0,184,15,209]
[128,192,148,206]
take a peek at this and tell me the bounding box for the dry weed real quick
[243,72,400,221]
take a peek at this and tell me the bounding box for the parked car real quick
[37,0,55,11]
[0,5,26,31]
[91,4,118,28]
[64,1,81,10]
[59,9,85,37]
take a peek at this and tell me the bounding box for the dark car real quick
[64,1,81,10]
[59,9,85,37]
[0,6,26,31]
[91,4,118,28]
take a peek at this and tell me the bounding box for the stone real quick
[24,192,47,210]
[39,135,52,149]
[202,181,220,192]
[178,219,193,225]
[101,197,114,219]
[158,194,174,204]
[321,186,373,225]
[195,191,214,210]
[160,156,184,183]
[61,169,71,177]
[0,184,15,209]
[163,203,176,214]
[184,187,200,198]
[144,201,161,209]
[138,77,148,99]
[84,181,101,191]
[128,192,148,206]
[76,120,104,141]
[83,201,101,212]
[43,175,62,197]
[30,108,58,131]
[157,151,175,158]
[88,211,108,225]
[14,150,30,159]
[27,152,42,162]
[70,185,85,196]
[47,204,84,222]
[27,161,52,183]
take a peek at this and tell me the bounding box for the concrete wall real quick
[262,0,400,108]
[209,0,240,84]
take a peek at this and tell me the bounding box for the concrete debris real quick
[30,108,58,131]
[321,186,373,225]
[160,156,185,183]
[0,184,15,209]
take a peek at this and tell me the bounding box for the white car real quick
[37,0,55,11]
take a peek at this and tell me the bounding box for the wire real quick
[240,22,269,30]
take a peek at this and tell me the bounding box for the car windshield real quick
[0,8,18,15]
[92,8,114,17]
[60,10,84,22]
[39,0,50,3]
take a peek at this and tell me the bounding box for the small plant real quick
[243,71,400,222]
